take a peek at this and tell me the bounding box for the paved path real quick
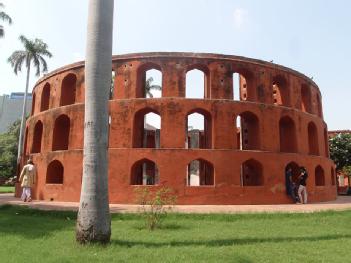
[1,193,351,213]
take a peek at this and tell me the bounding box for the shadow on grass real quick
[111,234,351,248]
[0,205,76,239]
[132,223,187,231]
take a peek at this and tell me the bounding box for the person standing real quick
[19,159,36,202]
[285,167,298,203]
[298,167,308,204]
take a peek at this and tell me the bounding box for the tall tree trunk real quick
[17,64,31,164]
[76,0,114,244]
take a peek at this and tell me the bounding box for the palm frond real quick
[150,84,162,91]
[38,55,48,73]
[7,51,26,74]
[0,11,12,24]
[32,55,41,76]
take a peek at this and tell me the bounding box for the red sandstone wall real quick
[17,52,336,204]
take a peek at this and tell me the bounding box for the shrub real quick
[135,185,177,230]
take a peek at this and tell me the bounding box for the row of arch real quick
[43,158,335,188]
[26,110,328,156]
[32,64,323,118]
[32,73,77,115]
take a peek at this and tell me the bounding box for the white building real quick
[0,93,32,134]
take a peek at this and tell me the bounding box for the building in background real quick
[0,92,32,134]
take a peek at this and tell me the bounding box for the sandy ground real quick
[1,193,351,214]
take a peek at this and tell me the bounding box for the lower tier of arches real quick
[15,149,337,205]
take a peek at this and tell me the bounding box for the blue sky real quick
[0,0,350,130]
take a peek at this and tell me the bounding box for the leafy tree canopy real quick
[329,133,351,171]
[0,120,20,178]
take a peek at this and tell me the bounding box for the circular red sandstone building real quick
[16,52,336,204]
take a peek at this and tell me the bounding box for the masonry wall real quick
[16,52,337,204]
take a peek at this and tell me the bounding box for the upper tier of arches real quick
[30,53,323,118]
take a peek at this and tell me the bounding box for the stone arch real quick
[46,160,64,184]
[241,159,263,186]
[301,84,311,113]
[60,73,77,106]
[315,165,325,186]
[272,75,289,106]
[133,108,161,148]
[285,161,300,182]
[331,167,336,186]
[40,83,50,112]
[186,64,210,99]
[232,68,254,101]
[279,116,297,153]
[52,115,70,151]
[31,120,43,153]
[187,158,214,186]
[236,111,260,150]
[130,158,159,185]
[31,92,36,115]
[136,62,162,98]
[186,108,212,149]
[308,121,319,155]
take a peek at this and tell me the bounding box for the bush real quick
[135,185,177,230]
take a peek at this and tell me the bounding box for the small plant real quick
[135,185,177,230]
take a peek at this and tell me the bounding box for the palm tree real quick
[0,3,12,37]
[8,35,52,166]
[145,77,162,98]
[76,0,114,244]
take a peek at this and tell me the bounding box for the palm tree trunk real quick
[17,64,30,164]
[76,0,114,244]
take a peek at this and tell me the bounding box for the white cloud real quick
[233,8,248,29]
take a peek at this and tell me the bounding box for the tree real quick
[145,77,162,98]
[329,133,351,171]
[7,35,52,166]
[0,3,12,38]
[0,120,20,179]
[76,0,114,244]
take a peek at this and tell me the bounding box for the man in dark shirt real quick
[285,167,297,203]
[298,168,308,204]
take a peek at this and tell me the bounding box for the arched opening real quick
[315,165,325,186]
[316,93,322,117]
[285,162,301,182]
[31,121,43,153]
[324,128,329,157]
[279,116,297,153]
[301,84,311,113]
[133,109,161,148]
[131,159,159,185]
[236,111,260,150]
[331,167,336,186]
[60,73,77,106]
[186,110,212,149]
[187,159,214,186]
[46,160,64,184]
[241,159,263,186]
[40,83,50,112]
[31,92,36,115]
[52,115,70,151]
[308,122,319,155]
[233,73,248,101]
[186,66,209,99]
[272,76,289,106]
[137,63,162,98]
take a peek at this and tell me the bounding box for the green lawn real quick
[0,205,350,262]
[0,186,14,193]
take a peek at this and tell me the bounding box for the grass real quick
[0,205,350,263]
[0,186,14,193]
